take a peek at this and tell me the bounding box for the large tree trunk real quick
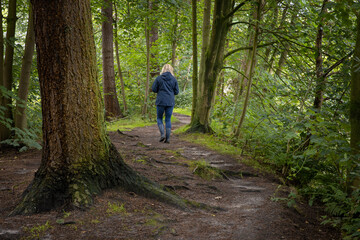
[15,5,35,130]
[0,0,17,141]
[350,13,360,190]
[13,0,186,215]
[189,0,238,133]
[114,3,128,113]
[102,0,122,119]
[234,0,262,137]
[191,0,198,124]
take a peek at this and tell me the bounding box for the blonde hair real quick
[160,64,174,76]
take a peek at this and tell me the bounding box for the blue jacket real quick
[151,72,179,106]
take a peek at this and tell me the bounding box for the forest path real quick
[0,113,339,239]
[108,113,339,240]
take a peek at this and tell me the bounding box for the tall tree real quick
[0,0,17,141]
[15,5,35,130]
[234,0,263,137]
[189,0,250,133]
[102,0,122,119]
[191,0,198,123]
[13,0,185,215]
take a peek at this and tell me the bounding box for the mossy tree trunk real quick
[0,0,17,141]
[350,12,360,190]
[102,0,123,119]
[15,5,35,131]
[189,0,249,133]
[13,0,186,215]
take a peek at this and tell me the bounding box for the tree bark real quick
[13,0,187,215]
[15,5,35,130]
[114,3,128,113]
[102,0,122,119]
[234,0,262,137]
[0,0,17,141]
[350,13,360,190]
[191,0,198,123]
[189,0,240,133]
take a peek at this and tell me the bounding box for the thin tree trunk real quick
[102,0,122,119]
[143,0,159,116]
[183,56,192,92]
[15,5,35,130]
[0,0,17,141]
[350,13,360,190]
[234,0,262,138]
[13,0,187,215]
[171,11,178,66]
[313,0,329,112]
[268,5,288,73]
[263,5,278,62]
[191,0,198,123]
[149,1,159,77]
[143,3,151,116]
[275,11,297,77]
[114,3,128,113]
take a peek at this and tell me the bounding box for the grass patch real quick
[180,132,242,156]
[106,115,155,132]
[173,108,191,116]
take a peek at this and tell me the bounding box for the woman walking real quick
[151,64,179,143]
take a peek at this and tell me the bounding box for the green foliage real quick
[175,88,193,108]
[0,87,42,151]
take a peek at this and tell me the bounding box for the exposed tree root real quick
[11,144,194,215]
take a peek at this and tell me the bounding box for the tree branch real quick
[224,0,251,20]
[322,50,354,78]
[224,41,276,59]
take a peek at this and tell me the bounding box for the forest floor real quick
[0,113,341,240]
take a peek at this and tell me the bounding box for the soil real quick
[0,113,341,240]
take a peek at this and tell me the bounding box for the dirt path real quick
[0,113,340,239]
